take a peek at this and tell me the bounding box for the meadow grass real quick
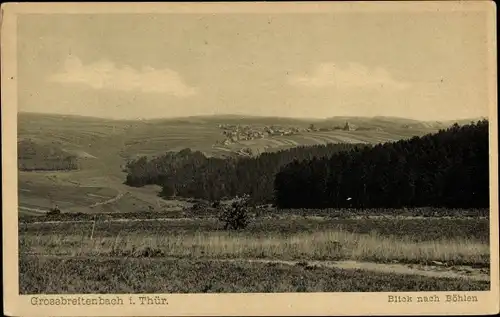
[20,228,489,266]
[19,216,490,242]
[19,255,489,294]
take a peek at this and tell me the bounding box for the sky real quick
[17,9,492,121]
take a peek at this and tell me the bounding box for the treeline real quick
[275,120,489,209]
[18,139,79,171]
[124,143,365,202]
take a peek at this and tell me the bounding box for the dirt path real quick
[19,206,49,214]
[19,206,47,213]
[19,191,126,214]
[89,192,125,208]
[20,217,201,225]
[21,253,489,282]
[236,259,490,282]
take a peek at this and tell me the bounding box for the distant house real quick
[343,122,355,131]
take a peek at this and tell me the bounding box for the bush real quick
[46,206,61,216]
[218,194,251,230]
[192,202,208,212]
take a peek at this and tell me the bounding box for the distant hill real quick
[20,111,482,126]
[17,112,480,162]
[319,116,485,130]
[19,111,480,127]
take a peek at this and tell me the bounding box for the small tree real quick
[46,205,61,216]
[218,194,251,230]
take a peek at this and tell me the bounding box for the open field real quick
[19,216,490,293]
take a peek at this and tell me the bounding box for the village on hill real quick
[215,121,365,146]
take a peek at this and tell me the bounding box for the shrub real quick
[46,206,61,216]
[218,194,251,230]
[212,200,221,208]
[192,202,208,212]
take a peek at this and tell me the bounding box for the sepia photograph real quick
[2,2,498,316]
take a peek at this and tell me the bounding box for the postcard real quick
[2,1,498,316]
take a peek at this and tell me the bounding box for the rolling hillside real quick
[19,112,475,159]
[17,112,475,215]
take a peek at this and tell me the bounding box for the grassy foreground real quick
[19,216,490,293]
[19,255,489,294]
[20,228,489,266]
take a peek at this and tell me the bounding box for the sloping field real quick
[87,192,158,214]
[18,113,127,151]
[18,180,119,213]
[18,168,188,215]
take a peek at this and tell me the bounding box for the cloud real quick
[48,55,196,97]
[288,62,410,91]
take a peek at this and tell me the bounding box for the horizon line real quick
[17,110,487,123]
